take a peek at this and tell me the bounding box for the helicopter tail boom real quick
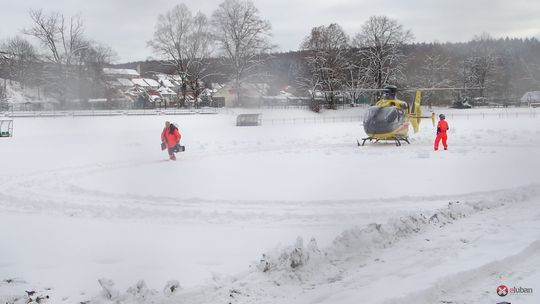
[409,91,422,133]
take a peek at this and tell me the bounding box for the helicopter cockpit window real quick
[365,106,401,123]
[365,106,382,121]
[385,108,398,123]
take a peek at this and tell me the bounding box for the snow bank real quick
[260,185,540,274]
[69,185,540,304]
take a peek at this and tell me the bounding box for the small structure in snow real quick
[0,119,13,137]
[236,113,262,126]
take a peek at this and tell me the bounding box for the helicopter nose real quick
[363,107,402,135]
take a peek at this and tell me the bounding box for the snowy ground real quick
[0,107,539,303]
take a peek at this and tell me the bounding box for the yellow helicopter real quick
[356,85,481,146]
[359,85,434,146]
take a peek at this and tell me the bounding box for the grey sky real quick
[1,0,539,63]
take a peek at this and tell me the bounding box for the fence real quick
[262,111,540,126]
[1,108,219,118]
[1,108,538,123]
[264,115,363,125]
[442,111,540,120]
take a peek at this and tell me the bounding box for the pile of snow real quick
[257,237,322,273]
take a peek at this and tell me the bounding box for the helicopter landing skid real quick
[358,136,410,147]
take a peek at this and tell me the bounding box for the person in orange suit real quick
[161,121,181,160]
[434,114,449,151]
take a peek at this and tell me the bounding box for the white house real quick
[157,86,177,104]
[520,91,540,107]
[213,82,269,107]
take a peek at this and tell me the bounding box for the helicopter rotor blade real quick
[317,89,387,94]
[398,87,484,92]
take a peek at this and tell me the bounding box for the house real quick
[157,86,177,105]
[213,82,269,107]
[520,91,540,107]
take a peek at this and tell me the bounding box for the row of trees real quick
[0,9,116,108]
[294,18,540,109]
[297,17,414,108]
[147,1,540,110]
[145,2,419,108]
[2,0,540,110]
[147,0,273,106]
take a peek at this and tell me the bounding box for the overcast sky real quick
[1,0,539,63]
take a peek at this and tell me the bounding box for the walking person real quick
[434,114,449,151]
[161,121,181,160]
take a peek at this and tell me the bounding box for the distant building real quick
[520,91,540,106]
[103,68,138,89]
[157,86,177,105]
[213,82,268,107]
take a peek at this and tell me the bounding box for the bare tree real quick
[185,12,214,108]
[25,9,90,106]
[415,51,453,107]
[148,4,214,107]
[0,51,8,105]
[300,23,350,109]
[0,36,38,88]
[353,16,414,89]
[75,42,117,102]
[148,4,193,106]
[463,34,498,98]
[211,0,273,106]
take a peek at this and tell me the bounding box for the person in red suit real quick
[434,114,449,151]
[161,121,181,160]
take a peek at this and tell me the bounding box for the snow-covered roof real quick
[143,78,160,88]
[132,78,150,87]
[103,68,139,77]
[156,75,176,88]
[521,91,540,103]
[117,78,134,87]
[157,87,177,96]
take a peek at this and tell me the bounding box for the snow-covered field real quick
[1,107,539,303]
